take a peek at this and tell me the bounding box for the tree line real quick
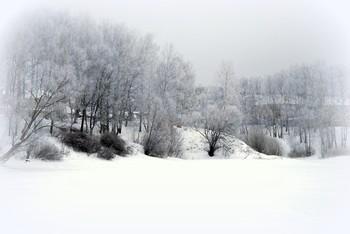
[0,11,348,161]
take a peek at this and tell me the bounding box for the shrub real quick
[243,127,266,153]
[61,132,101,153]
[263,137,283,156]
[328,148,350,157]
[168,128,184,157]
[100,133,127,156]
[288,141,314,158]
[97,147,115,160]
[142,126,183,158]
[142,132,168,157]
[27,142,63,161]
[242,127,284,156]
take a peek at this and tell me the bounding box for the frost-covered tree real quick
[217,60,239,109]
[140,45,195,157]
[0,11,72,161]
[194,105,242,156]
[154,45,196,123]
[192,61,242,156]
[1,10,197,160]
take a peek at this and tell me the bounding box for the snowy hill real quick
[179,127,279,160]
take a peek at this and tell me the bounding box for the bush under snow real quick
[26,141,63,161]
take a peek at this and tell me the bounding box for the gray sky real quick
[0,0,349,85]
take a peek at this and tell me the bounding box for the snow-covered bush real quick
[142,122,183,158]
[328,148,350,157]
[242,127,266,153]
[141,94,184,158]
[26,142,63,161]
[263,137,283,156]
[241,127,284,156]
[61,132,101,154]
[167,127,184,157]
[100,133,127,156]
[97,147,115,160]
[288,141,314,158]
[142,125,169,158]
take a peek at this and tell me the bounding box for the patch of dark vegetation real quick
[97,147,116,160]
[100,133,128,156]
[61,132,101,154]
[142,132,168,158]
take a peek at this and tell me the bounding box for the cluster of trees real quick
[0,11,348,161]
[192,61,349,157]
[0,11,196,161]
[239,63,349,157]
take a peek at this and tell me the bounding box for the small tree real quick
[142,97,172,157]
[195,105,241,156]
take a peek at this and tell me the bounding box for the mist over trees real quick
[0,11,197,160]
[0,10,349,161]
[239,63,349,157]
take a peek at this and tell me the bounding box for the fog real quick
[0,0,349,85]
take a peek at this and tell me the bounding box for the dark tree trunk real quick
[112,123,116,134]
[139,115,142,133]
[208,146,215,157]
[50,118,54,135]
[117,119,122,134]
[80,109,86,133]
[280,120,283,138]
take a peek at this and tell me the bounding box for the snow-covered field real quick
[0,112,349,234]
[1,154,349,234]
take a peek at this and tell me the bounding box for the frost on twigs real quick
[26,141,64,161]
[194,105,242,157]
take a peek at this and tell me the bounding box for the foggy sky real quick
[0,0,349,85]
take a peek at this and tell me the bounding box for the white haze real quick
[0,0,349,85]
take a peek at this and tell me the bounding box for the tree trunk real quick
[50,118,54,135]
[80,109,86,132]
[280,122,283,138]
[117,119,122,134]
[208,146,215,157]
[139,114,142,133]
[0,142,22,162]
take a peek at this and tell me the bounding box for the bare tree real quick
[194,105,241,156]
[0,66,70,161]
[0,11,72,162]
[217,60,239,109]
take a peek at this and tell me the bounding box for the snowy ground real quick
[1,153,350,234]
[0,113,349,234]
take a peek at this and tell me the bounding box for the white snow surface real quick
[1,152,350,234]
[0,115,349,234]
